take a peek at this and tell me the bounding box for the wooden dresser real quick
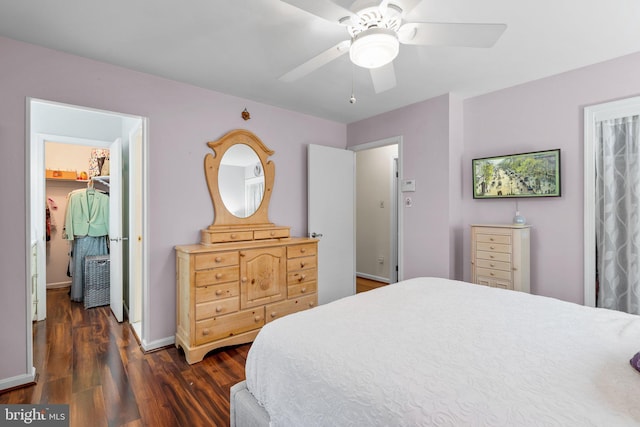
[176,129,318,364]
[470,224,530,293]
[175,237,317,364]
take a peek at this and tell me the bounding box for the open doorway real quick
[352,137,402,291]
[27,98,148,346]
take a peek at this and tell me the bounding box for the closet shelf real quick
[46,178,89,183]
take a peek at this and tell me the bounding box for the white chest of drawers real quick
[471,224,531,293]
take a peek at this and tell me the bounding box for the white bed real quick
[232,277,640,426]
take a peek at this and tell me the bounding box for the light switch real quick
[401,179,416,192]
[405,197,413,207]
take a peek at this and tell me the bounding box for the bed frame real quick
[230,381,270,427]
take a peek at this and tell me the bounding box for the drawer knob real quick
[298,274,306,282]
[254,315,261,322]
[215,256,222,263]
[301,248,306,253]
[490,246,495,249]
[216,306,222,313]
[490,272,495,276]
[489,237,494,241]
[241,277,247,283]
[270,231,276,236]
[490,255,495,259]
[300,262,306,268]
[202,329,210,336]
[230,233,237,239]
[215,273,223,279]
[301,287,307,293]
[215,289,223,296]
[270,312,277,318]
[308,302,315,308]
[490,263,495,267]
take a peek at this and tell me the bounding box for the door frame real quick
[583,96,640,307]
[26,98,149,357]
[350,136,404,282]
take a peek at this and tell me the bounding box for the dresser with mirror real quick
[175,129,318,364]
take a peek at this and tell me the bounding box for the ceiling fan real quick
[279,0,507,93]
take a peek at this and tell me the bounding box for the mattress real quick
[244,277,640,426]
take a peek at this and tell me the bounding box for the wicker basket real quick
[84,255,110,309]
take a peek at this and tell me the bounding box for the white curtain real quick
[595,115,640,314]
[245,180,264,216]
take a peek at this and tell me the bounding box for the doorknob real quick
[310,232,323,238]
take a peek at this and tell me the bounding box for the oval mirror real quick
[218,143,265,218]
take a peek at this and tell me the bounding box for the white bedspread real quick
[245,277,640,426]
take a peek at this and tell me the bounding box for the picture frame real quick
[472,149,561,199]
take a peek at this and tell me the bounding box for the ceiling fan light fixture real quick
[349,28,399,69]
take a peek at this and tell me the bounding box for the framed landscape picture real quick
[472,149,561,199]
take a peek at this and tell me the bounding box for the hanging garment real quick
[69,235,108,302]
[46,205,51,241]
[63,188,109,240]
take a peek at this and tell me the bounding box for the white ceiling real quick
[1,0,639,124]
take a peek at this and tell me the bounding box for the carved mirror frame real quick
[204,129,275,230]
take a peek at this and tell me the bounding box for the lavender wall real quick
[0,36,346,384]
[463,51,640,302]
[347,51,640,306]
[347,94,457,280]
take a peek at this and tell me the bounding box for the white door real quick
[308,144,355,304]
[109,138,124,322]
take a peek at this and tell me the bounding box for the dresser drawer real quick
[476,250,511,263]
[476,259,511,271]
[208,231,254,244]
[287,255,316,271]
[195,297,239,321]
[195,265,239,287]
[476,267,511,281]
[195,282,239,303]
[287,268,317,285]
[195,308,264,345]
[288,280,317,297]
[194,251,238,270]
[476,233,511,245]
[287,243,317,258]
[476,242,511,253]
[477,276,513,290]
[265,294,317,323]
[254,228,290,240]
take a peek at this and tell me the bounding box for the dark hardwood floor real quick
[356,276,389,293]
[0,287,250,427]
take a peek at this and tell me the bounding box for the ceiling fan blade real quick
[398,22,507,47]
[280,0,356,24]
[280,40,350,82]
[398,0,423,14]
[369,62,396,93]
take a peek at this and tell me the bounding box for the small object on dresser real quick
[513,210,526,225]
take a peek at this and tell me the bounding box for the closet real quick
[45,142,111,306]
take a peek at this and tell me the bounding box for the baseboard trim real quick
[141,336,175,353]
[356,272,391,284]
[46,281,71,289]
[0,367,36,393]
